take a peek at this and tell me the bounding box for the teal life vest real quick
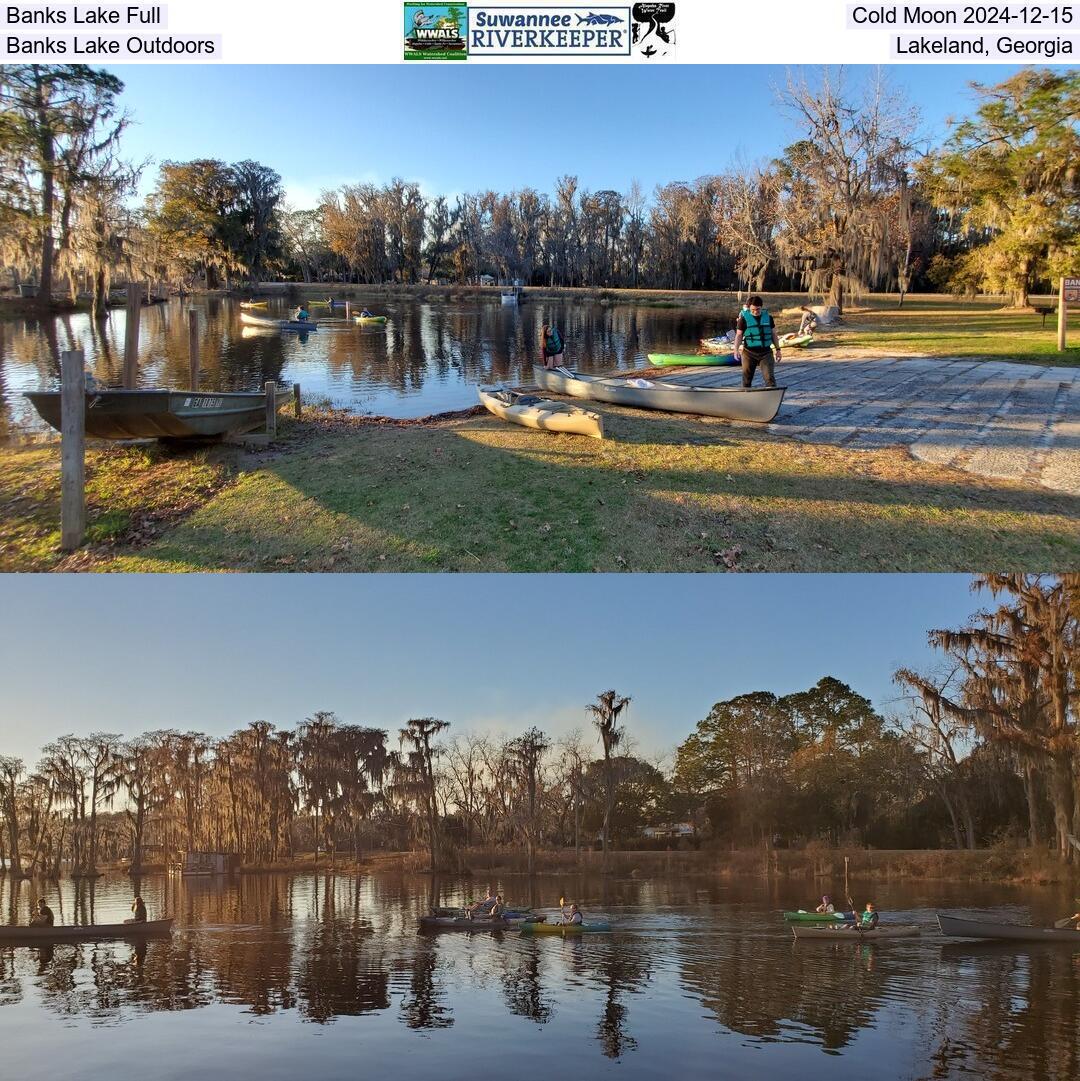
[546,327,564,354]
[741,310,774,350]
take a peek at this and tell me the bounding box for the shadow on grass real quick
[115,410,1080,573]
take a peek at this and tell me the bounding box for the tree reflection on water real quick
[1,872,1079,1079]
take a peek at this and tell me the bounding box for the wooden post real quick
[122,281,140,388]
[345,301,351,320]
[843,855,849,898]
[187,309,200,390]
[265,381,277,437]
[293,383,301,419]
[60,349,86,551]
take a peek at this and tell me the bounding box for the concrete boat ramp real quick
[660,356,1079,496]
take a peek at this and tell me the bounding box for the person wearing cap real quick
[815,895,835,914]
[734,295,781,389]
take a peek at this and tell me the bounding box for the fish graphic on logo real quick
[577,12,622,24]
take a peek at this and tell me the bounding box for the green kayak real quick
[784,910,856,923]
[648,353,737,368]
[520,921,612,935]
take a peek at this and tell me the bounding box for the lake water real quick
[2,871,1077,1080]
[0,297,740,438]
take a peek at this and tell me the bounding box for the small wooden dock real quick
[660,356,1079,495]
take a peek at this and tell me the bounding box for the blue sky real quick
[106,64,1038,207]
[0,575,983,765]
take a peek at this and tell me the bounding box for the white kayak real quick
[478,386,603,439]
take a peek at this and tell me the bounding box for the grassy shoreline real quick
[2,401,1077,573]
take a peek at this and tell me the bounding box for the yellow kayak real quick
[478,387,603,439]
[239,301,268,309]
[354,314,388,324]
[520,921,612,934]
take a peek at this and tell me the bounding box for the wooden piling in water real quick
[123,281,140,388]
[265,381,277,437]
[345,301,352,319]
[293,383,301,419]
[60,349,86,551]
[187,309,200,390]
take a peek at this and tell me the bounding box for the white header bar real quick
[2,0,1075,62]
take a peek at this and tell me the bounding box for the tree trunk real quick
[34,69,57,307]
[939,786,963,849]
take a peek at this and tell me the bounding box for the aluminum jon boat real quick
[478,387,603,439]
[25,388,287,440]
[0,918,174,944]
[535,366,784,423]
[937,914,1080,942]
[792,924,921,940]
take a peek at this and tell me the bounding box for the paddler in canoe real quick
[128,895,148,924]
[816,894,836,914]
[293,303,310,323]
[29,898,55,927]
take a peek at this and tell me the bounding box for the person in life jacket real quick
[734,295,781,388]
[540,322,565,370]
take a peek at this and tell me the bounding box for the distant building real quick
[170,852,240,876]
[478,274,496,287]
[642,823,696,840]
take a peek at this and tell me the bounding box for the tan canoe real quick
[478,387,603,439]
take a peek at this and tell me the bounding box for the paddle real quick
[847,894,865,936]
[1053,913,1080,930]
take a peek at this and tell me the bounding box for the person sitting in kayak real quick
[815,895,835,914]
[540,323,565,370]
[29,899,54,927]
[798,307,817,336]
[294,305,310,323]
[560,903,584,926]
[469,886,499,916]
[359,309,373,318]
[856,902,879,930]
[734,295,781,389]
[129,896,147,924]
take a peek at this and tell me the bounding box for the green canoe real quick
[648,353,738,368]
[783,910,856,923]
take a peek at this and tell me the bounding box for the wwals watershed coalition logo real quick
[404,4,468,60]
[406,4,671,58]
